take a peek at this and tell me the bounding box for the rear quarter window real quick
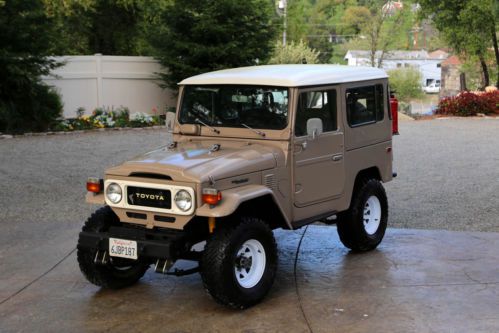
[346,84,384,127]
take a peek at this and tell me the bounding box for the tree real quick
[148,0,276,89]
[338,1,412,68]
[0,0,63,133]
[419,0,498,88]
[44,0,157,55]
[268,40,320,64]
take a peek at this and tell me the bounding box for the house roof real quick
[428,50,449,60]
[179,65,388,87]
[345,50,434,61]
[441,55,462,66]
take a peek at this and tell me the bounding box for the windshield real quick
[179,85,288,130]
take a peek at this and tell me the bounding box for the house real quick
[344,50,449,87]
[440,55,463,97]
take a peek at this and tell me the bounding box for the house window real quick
[404,63,410,68]
[295,90,337,137]
[346,84,384,127]
[437,63,441,68]
[397,63,402,68]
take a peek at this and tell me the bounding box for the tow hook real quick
[155,258,174,274]
[94,250,109,265]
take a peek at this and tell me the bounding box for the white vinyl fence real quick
[42,55,176,118]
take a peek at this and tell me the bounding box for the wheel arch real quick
[346,166,383,210]
[196,185,291,230]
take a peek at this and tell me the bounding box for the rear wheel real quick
[200,217,278,309]
[337,179,388,251]
[77,207,149,289]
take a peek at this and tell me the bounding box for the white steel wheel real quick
[363,195,382,235]
[234,239,266,289]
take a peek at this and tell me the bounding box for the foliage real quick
[148,0,276,89]
[268,41,320,64]
[387,68,423,101]
[283,0,419,64]
[435,91,499,116]
[349,1,411,67]
[43,0,158,55]
[418,0,498,88]
[0,84,63,133]
[0,0,63,133]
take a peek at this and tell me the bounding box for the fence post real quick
[95,53,103,109]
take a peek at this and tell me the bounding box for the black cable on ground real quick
[0,248,76,306]
[294,225,313,333]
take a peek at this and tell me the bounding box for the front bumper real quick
[77,225,186,261]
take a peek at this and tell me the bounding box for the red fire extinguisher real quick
[390,91,399,135]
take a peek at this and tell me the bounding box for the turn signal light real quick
[87,177,103,193]
[202,188,222,205]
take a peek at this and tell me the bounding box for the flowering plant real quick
[52,106,165,132]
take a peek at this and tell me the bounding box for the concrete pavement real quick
[0,226,498,332]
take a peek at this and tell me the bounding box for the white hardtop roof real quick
[179,65,388,87]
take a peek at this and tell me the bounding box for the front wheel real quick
[200,217,278,309]
[337,179,388,252]
[77,207,149,289]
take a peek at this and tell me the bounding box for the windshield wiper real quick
[241,123,266,138]
[195,118,220,134]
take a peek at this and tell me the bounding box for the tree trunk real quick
[479,54,490,89]
[491,28,499,87]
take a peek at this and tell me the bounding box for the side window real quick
[346,85,384,127]
[295,90,337,137]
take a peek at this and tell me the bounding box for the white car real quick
[423,82,440,94]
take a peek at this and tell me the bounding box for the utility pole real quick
[278,0,287,46]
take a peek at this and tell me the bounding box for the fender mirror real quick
[165,112,176,133]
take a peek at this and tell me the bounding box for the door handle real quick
[332,154,343,162]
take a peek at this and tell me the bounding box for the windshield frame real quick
[176,84,291,138]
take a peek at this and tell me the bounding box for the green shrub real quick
[267,40,321,65]
[387,68,424,102]
[0,82,63,133]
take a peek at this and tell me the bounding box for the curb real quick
[0,125,168,140]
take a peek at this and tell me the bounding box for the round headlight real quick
[106,183,122,204]
[174,190,192,212]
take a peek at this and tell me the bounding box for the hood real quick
[106,140,280,183]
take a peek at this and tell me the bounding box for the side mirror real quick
[306,118,323,140]
[165,111,176,133]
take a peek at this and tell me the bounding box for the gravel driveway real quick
[1,118,498,241]
[386,118,499,232]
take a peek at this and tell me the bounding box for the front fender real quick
[196,185,291,227]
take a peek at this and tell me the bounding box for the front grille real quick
[127,186,172,209]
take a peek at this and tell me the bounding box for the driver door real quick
[293,87,345,207]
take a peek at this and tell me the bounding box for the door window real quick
[295,90,337,137]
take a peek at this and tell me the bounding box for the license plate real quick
[109,238,138,260]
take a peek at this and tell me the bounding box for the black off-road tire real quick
[77,206,149,289]
[200,217,278,309]
[337,179,388,252]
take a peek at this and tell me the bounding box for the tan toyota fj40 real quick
[78,65,396,309]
